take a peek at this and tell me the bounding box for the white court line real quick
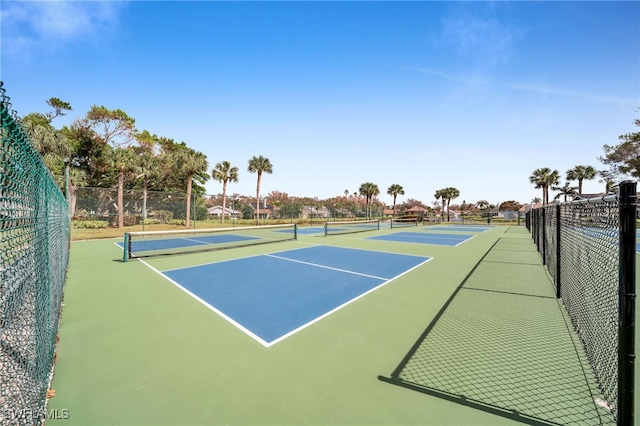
[374,233,476,246]
[138,258,271,347]
[138,246,433,348]
[265,256,432,347]
[182,237,214,245]
[161,241,312,272]
[297,241,432,259]
[265,254,388,281]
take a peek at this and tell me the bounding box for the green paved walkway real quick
[381,231,616,425]
[45,226,623,425]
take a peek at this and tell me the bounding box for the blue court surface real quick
[276,226,324,235]
[159,245,430,347]
[367,232,473,246]
[325,224,380,233]
[121,234,258,253]
[424,225,493,232]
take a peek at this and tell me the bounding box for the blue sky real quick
[2,1,638,207]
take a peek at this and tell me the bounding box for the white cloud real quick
[441,13,515,66]
[414,67,634,105]
[1,1,124,55]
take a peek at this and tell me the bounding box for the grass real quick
[71,217,525,240]
[71,218,293,240]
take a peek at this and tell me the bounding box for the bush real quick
[152,210,174,223]
[168,219,186,226]
[72,220,109,229]
[195,205,208,221]
[122,215,142,227]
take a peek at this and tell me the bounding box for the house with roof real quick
[519,203,543,214]
[572,193,607,201]
[301,205,330,219]
[207,205,241,219]
[246,202,275,220]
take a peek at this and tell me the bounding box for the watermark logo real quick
[3,408,70,421]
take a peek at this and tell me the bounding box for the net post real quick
[618,180,636,425]
[324,222,328,237]
[192,193,196,229]
[377,219,380,230]
[555,203,561,299]
[64,165,70,204]
[294,223,298,240]
[541,207,546,265]
[123,233,130,263]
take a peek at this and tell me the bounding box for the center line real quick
[265,254,388,281]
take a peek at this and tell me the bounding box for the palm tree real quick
[175,147,209,227]
[598,170,618,194]
[566,165,597,195]
[434,190,445,221]
[135,150,163,224]
[247,155,273,225]
[133,131,164,225]
[110,147,136,228]
[476,200,490,210]
[386,184,405,217]
[529,168,560,206]
[552,182,578,202]
[359,182,380,219]
[212,161,239,224]
[22,112,75,188]
[440,187,460,221]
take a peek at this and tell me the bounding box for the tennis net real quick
[528,181,636,425]
[324,219,380,236]
[390,218,418,228]
[123,223,297,261]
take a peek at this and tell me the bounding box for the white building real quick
[207,206,241,218]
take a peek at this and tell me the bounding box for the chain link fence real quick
[529,184,636,425]
[1,82,71,424]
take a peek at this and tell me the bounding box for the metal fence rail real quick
[527,181,636,425]
[0,82,70,424]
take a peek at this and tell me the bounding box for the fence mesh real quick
[1,82,70,424]
[528,189,636,424]
[72,186,200,226]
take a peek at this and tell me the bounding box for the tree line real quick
[27,96,636,228]
[21,98,282,227]
[23,96,500,227]
[529,114,640,205]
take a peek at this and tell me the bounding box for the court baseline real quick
[156,245,431,347]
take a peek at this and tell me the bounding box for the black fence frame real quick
[527,180,636,425]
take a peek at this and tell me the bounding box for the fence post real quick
[541,207,546,265]
[555,203,561,299]
[618,180,636,425]
[122,233,130,263]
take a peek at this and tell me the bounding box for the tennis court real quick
[367,231,474,246]
[423,225,493,233]
[3,88,632,426]
[43,223,631,425]
[157,245,430,346]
